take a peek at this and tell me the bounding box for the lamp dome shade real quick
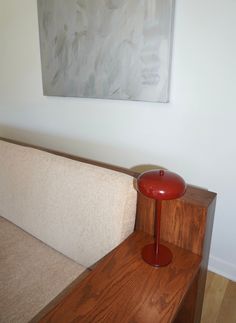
[137,169,186,200]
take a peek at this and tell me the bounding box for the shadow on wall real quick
[130,164,167,173]
[0,124,164,172]
[1,124,205,191]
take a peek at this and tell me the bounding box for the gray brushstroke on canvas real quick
[37,0,174,102]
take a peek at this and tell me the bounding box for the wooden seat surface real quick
[40,232,201,323]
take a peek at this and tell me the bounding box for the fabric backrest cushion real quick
[0,140,137,267]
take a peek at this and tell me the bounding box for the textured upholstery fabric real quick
[0,216,86,323]
[0,140,137,267]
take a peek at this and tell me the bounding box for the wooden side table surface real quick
[40,232,201,323]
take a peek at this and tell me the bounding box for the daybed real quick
[0,138,216,323]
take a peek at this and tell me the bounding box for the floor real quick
[201,271,236,323]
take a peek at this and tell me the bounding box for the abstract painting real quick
[37,0,175,102]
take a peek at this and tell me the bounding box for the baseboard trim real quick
[208,256,236,282]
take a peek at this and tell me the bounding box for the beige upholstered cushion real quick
[0,216,86,323]
[0,140,137,267]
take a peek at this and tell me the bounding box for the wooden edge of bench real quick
[29,270,91,323]
[38,232,201,323]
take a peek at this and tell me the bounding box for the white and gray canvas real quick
[37,0,174,102]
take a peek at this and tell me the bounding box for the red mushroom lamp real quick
[137,169,186,267]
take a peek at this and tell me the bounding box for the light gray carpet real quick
[0,217,86,323]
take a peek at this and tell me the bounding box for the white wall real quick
[0,0,236,280]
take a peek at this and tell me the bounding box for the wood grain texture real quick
[136,187,216,256]
[217,280,236,323]
[173,272,199,323]
[30,270,91,323]
[201,272,236,323]
[201,272,228,323]
[40,232,201,323]
[135,193,155,234]
[161,198,207,255]
[194,197,217,323]
[173,195,216,323]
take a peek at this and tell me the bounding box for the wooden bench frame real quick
[1,138,216,322]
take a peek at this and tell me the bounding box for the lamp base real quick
[141,243,172,267]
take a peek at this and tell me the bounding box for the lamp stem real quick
[155,199,162,255]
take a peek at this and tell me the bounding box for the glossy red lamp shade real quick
[137,169,186,267]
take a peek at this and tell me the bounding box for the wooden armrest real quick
[39,232,201,323]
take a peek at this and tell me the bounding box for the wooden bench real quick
[38,186,215,323]
[1,138,216,322]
